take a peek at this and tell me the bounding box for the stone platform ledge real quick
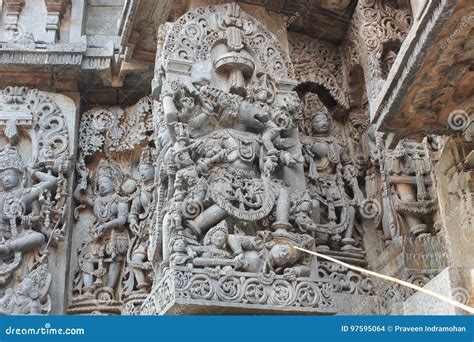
[373,236,448,276]
[371,0,466,147]
[152,299,337,315]
[138,266,351,315]
[403,266,474,315]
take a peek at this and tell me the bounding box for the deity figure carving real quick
[185,220,265,271]
[178,75,302,243]
[0,87,72,315]
[385,139,437,237]
[262,229,316,280]
[168,232,192,267]
[70,98,154,315]
[0,146,58,259]
[0,146,58,315]
[188,221,234,269]
[0,264,51,315]
[123,148,155,296]
[141,3,381,315]
[73,160,129,300]
[300,112,365,252]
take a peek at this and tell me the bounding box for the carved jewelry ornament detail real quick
[0,87,71,315]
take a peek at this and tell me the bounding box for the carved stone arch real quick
[159,2,295,81]
[289,32,349,110]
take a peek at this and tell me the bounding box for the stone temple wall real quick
[0,0,471,316]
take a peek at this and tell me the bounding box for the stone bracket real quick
[44,0,68,42]
[3,0,25,31]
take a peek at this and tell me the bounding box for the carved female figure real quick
[74,160,129,297]
[302,112,364,251]
[0,146,58,259]
[168,233,191,267]
[189,222,232,261]
[126,149,155,294]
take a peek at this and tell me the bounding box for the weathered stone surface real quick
[0,0,471,317]
[404,267,474,315]
[0,87,76,315]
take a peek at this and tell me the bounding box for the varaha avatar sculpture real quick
[0,0,465,316]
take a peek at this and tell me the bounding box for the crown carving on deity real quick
[169,230,187,248]
[204,220,228,246]
[0,145,25,173]
[93,159,123,190]
[139,147,154,166]
[247,73,275,104]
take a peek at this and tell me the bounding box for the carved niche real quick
[0,86,72,315]
[142,3,374,315]
[289,32,349,110]
[68,96,155,315]
[384,139,438,238]
[342,0,412,102]
[297,93,368,266]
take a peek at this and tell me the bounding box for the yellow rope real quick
[293,245,474,314]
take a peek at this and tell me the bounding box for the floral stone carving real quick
[0,86,72,315]
[143,3,375,315]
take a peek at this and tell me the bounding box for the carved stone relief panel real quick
[144,3,375,315]
[342,0,412,106]
[289,32,349,110]
[68,96,155,315]
[384,139,438,238]
[297,93,367,266]
[0,86,75,315]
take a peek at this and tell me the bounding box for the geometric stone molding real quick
[3,0,26,32]
[44,0,68,42]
